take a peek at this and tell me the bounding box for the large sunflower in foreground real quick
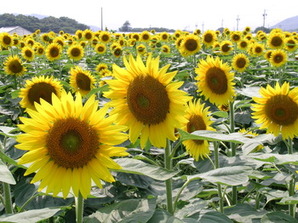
[252,82,298,139]
[16,92,128,198]
[104,54,190,148]
[4,55,27,76]
[181,100,214,161]
[19,76,63,110]
[195,56,235,106]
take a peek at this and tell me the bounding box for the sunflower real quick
[231,53,250,72]
[136,44,147,55]
[94,43,106,54]
[69,66,95,96]
[202,30,217,47]
[237,39,249,50]
[16,91,128,198]
[83,29,94,41]
[195,56,235,106]
[112,47,123,58]
[267,32,284,49]
[95,63,109,75]
[19,76,63,110]
[252,82,298,139]
[179,34,201,57]
[238,129,263,151]
[67,44,84,61]
[230,31,242,43]
[181,100,214,161]
[140,31,151,42]
[99,31,111,43]
[220,40,233,55]
[21,46,35,61]
[269,49,288,67]
[161,45,171,53]
[249,42,265,57]
[284,37,297,52]
[0,32,13,48]
[45,43,62,61]
[34,44,45,56]
[4,55,27,76]
[104,54,190,148]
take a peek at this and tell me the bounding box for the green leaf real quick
[198,211,233,223]
[0,160,16,184]
[189,166,252,186]
[84,85,109,99]
[148,209,183,223]
[225,203,266,223]
[84,198,156,223]
[278,194,298,205]
[178,129,254,144]
[212,111,229,118]
[249,153,298,165]
[236,86,261,98]
[261,211,298,223]
[0,126,19,138]
[113,158,180,181]
[0,207,60,223]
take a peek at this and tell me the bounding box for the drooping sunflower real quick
[45,43,62,61]
[19,76,63,110]
[181,100,214,161]
[67,44,84,61]
[179,34,201,57]
[269,49,288,67]
[21,46,35,61]
[231,53,250,72]
[69,66,95,96]
[104,54,190,148]
[252,82,298,139]
[195,56,235,106]
[16,92,128,198]
[4,55,27,76]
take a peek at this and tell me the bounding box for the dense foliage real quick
[0,13,89,33]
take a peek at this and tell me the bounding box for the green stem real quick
[164,140,174,215]
[229,101,237,204]
[169,139,182,159]
[214,142,224,213]
[286,139,296,218]
[75,192,84,223]
[2,182,13,214]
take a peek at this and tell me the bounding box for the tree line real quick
[0,13,89,33]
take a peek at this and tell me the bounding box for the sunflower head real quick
[232,53,250,72]
[46,43,62,61]
[269,49,288,67]
[21,46,35,61]
[19,76,63,110]
[67,44,84,61]
[252,82,298,139]
[105,54,190,148]
[4,55,27,76]
[16,91,128,198]
[195,56,235,106]
[182,100,214,161]
[179,34,201,57]
[69,66,95,96]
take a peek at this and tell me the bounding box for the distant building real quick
[0,26,32,35]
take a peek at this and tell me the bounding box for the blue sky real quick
[2,0,297,31]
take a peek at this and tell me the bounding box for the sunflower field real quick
[0,27,298,223]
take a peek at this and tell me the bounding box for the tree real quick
[119,21,132,32]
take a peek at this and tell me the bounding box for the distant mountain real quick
[29,14,48,19]
[271,15,298,31]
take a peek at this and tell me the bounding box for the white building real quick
[0,26,32,35]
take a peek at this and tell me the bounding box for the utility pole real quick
[236,15,240,30]
[202,22,204,33]
[101,7,103,31]
[221,19,224,28]
[263,9,267,27]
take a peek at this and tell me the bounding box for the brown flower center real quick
[265,94,298,126]
[47,118,99,168]
[185,39,198,51]
[127,75,170,125]
[28,82,57,106]
[206,67,228,95]
[187,115,207,145]
[76,72,91,91]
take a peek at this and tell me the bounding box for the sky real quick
[1,0,297,32]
